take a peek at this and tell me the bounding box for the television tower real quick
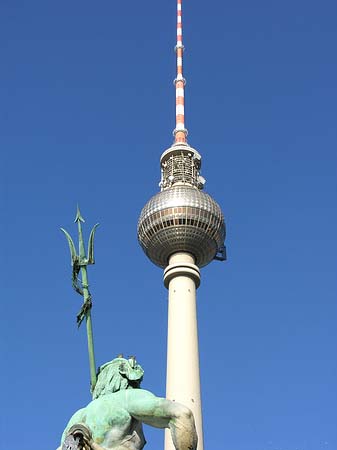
[137,1,226,449]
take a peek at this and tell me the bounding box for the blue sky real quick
[1,1,336,449]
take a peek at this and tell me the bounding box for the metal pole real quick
[61,206,99,395]
[79,263,97,391]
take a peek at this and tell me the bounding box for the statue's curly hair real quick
[92,357,144,399]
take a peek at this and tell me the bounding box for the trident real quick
[61,206,99,394]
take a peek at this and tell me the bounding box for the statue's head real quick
[92,355,144,399]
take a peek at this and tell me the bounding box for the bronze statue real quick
[58,357,197,450]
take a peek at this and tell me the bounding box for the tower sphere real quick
[137,143,225,268]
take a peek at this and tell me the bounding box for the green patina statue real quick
[60,211,197,450]
[58,356,197,450]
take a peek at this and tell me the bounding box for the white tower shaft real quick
[164,253,204,450]
[137,1,226,449]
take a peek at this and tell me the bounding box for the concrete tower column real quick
[163,252,203,450]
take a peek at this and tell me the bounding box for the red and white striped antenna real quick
[173,0,188,143]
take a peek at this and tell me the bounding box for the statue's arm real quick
[127,390,197,450]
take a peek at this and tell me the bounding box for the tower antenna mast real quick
[174,0,188,144]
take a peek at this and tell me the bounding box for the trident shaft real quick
[61,206,99,394]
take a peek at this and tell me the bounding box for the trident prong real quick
[61,206,99,395]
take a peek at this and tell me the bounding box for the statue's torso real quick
[78,392,146,450]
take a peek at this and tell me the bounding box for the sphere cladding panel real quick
[137,185,225,268]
